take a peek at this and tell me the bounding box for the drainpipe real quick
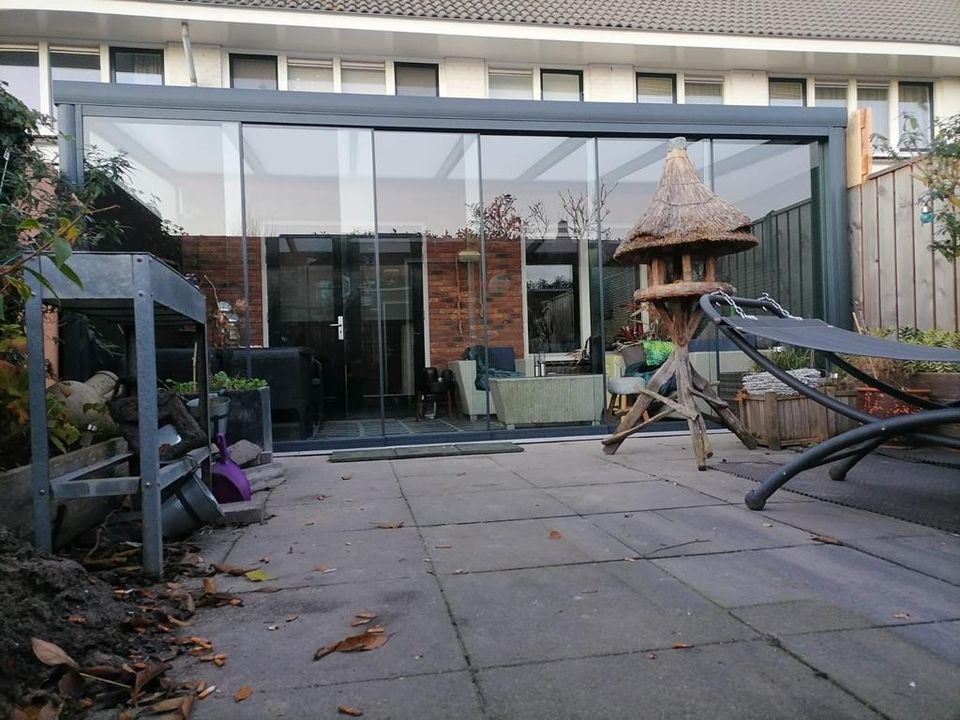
[181,21,198,86]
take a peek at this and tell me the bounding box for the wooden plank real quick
[762,393,781,451]
[848,185,864,325]
[912,174,937,329]
[846,110,863,188]
[875,172,898,328]
[859,177,881,327]
[893,166,917,329]
[932,237,959,331]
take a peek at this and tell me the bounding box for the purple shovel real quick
[211,433,252,503]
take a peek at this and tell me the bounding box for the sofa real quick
[448,348,534,420]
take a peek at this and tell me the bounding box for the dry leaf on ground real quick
[340,474,353,481]
[548,529,562,540]
[31,638,79,670]
[65,614,86,625]
[672,642,693,649]
[893,611,911,619]
[314,629,390,660]
[212,563,255,577]
[811,534,844,546]
[244,569,275,583]
[202,577,217,594]
[337,705,364,716]
[372,521,404,529]
[234,686,253,702]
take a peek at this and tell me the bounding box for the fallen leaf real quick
[36,703,60,720]
[213,654,228,667]
[133,661,171,701]
[202,577,217,594]
[234,686,253,702]
[811,534,844,546]
[267,625,279,631]
[893,611,911,620]
[147,696,191,714]
[31,638,79,670]
[304,521,315,526]
[548,529,563,540]
[244,569,275,583]
[286,614,299,623]
[212,563,254,576]
[762,522,774,528]
[65,614,86,625]
[672,642,693,650]
[646,653,657,660]
[258,556,271,564]
[314,564,327,572]
[337,705,364,717]
[355,612,377,619]
[188,637,213,649]
[58,670,83,697]
[433,544,452,549]
[314,630,389,660]
[372,521,404,529]
[350,618,372,627]
[365,626,385,634]
[317,494,330,501]
[198,685,216,700]
[341,474,353,481]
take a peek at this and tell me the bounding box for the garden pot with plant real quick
[844,328,932,419]
[896,327,960,405]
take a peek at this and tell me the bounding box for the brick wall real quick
[179,236,264,347]
[426,234,524,368]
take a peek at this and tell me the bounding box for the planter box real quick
[0,437,128,545]
[911,372,960,405]
[736,388,859,450]
[856,387,930,418]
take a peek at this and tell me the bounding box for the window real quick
[287,60,334,92]
[684,78,723,104]
[526,232,580,354]
[51,48,101,84]
[769,79,805,107]
[395,62,439,97]
[341,62,386,94]
[110,48,163,85]
[899,82,933,149]
[230,54,277,90]
[0,49,40,110]
[857,83,889,154]
[488,69,533,100]
[636,74,676,103]
[815,83,848,108]
[541,70,582,101]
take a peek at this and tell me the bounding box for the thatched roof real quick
[613,138,759,266]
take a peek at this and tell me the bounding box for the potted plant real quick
[897,327,960,405]
[844,328,931,418]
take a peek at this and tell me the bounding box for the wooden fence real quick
[849,162,959,331]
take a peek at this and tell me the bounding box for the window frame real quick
[394,61,439,97]
[636,73,677,104]
[109,46,164,85]
[539,69,583,102]
[769,77,807,107]
[683,76,724,105]
[229,52,279,91]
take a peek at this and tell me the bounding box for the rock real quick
[216,497,267,526]
[226,440,264,468]
[244,463,286,494]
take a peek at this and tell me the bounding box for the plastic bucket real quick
[161,471,224,539]
[187,395,231,436]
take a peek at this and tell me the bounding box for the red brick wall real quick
[179,236,264,347]
[426,235,525,369]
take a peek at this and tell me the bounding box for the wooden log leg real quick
[674,346,711,469]
[602,354,677,454]
[690,368,759,450]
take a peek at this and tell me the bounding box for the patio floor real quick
[184,434,960,719]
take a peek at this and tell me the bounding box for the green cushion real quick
[641,340,674,367]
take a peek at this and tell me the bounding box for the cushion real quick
[641,340,674,368]
[608,376,647,394]
[619,344,646,368]
[488,346,516,371]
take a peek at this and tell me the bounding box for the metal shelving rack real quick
[25,252,210,577]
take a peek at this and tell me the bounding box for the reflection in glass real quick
[230,55,278,90]
[341,64,386,94]
[488,70,533,99]
[815,83,847,108]
[769,79,805,107]
[898,83,932,149]
[857,84,889,154]
[288,62,334,92]
[0,50,40,110]
[51,50,101,83]
[110,48,163,85]
[395,63,439,97]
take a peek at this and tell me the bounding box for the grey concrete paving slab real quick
[192,526,243,565]
[398,466,531,496]
[440,562,754,667]
[281,457,399,483]
[421,516,637,574]
[506,462,655,487]
[782,625,960,720]
[391,455,502,478]
[544,480,722,515]
[406,487,574,526]
[889,619,960,665]
[220,526,426,591]
[654,544,960,624]
[268,460,403,504]
[193,671,484,720]
[478,640,881,720]
[749,500,943,540]
[845,533,960,585]
[256,496,414,534]
[173,577,467,691]
[589,503,815,557]
[730,599,878,636]
[668,466,811,504]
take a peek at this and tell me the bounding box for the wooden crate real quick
[736,388,858,450]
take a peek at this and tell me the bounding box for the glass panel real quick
[231,55,277,90]
[488,71,533,100]
[244,126,379,441]
[0,50,40,111]
[637,75,674,103]
[685,80,723,104]
[374,132,485,435]
[395,63,438,97]
[815,84,847,108]
[51,50,101,83]
[341,65,386,94]
[769,79,804,107]
[899,83,932,149]
[857,84,889,154]
[480,135,604,430]
[541,71,581,101]
[288,63,334,92]
[111,48,163,85]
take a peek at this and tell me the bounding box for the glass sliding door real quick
[373,131,488,437]
[244,126,381,440]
